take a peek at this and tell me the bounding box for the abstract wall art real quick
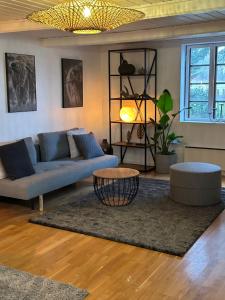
[5,53,37,113]
[62,58,83,108]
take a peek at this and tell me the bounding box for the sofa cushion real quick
[0,140,35,180]
[73,133,104,159]
[0,154,119,200]
[67,128,87,158]
[34,161,76,173]
[24,137,37,165]
[38,130,70,161]
[71,155,119,176]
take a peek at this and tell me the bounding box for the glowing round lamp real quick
[120,107,137,122]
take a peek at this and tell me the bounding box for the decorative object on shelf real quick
[150,89,189,173]
[121,86,130,99]
[121,85,138,99]
[120,106,137,123]
[137,93,152,100]
[138,67,145,75]
[126,130,131,142]
[100,139,113,154]
[62,58,83,108]
[137,124,144,140]
[5,53,36,113]
[118,59,136,75]
[27,0,145,35]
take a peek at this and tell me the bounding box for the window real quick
[181,43,225,122]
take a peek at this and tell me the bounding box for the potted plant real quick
[150,89,186,174]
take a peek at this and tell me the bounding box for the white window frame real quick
[180,42,225,123]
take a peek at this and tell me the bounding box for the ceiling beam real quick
[40,19,225,47]
[0,20,48,33]
[133,0,225,19]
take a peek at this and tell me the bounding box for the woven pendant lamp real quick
[27,0,145,34]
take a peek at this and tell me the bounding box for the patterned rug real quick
[30,178,225,256]
[0,265,88,300]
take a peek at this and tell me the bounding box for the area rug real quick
[0,265,88,300]
[30,178,225,256]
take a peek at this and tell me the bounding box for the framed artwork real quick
[62,58,83,108]
[5,53,37,113]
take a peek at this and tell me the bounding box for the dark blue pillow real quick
[38,130,70,162]
[0,140,35,180]
[73,133,104,159]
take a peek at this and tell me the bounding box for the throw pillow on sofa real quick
[0,141,18,179]
[38,130,71,162]
[67,128,87,158]
[73,133,104,159]
[0,137,37,179]
[0,140,35,180]
[24,137,38,165]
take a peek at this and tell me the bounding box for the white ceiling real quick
[0,0,171,21]
[1,0,225,45]
[7,12,225,40]
[0,0,179,21]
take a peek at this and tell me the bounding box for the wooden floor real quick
[1,174,225,299]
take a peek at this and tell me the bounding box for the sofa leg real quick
[39,195,44,212]
[31,199,35,210]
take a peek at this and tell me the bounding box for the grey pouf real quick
[170,162,221,206]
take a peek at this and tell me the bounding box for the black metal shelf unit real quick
[108,48,157,172]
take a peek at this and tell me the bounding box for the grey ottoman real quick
[170,162,221,206]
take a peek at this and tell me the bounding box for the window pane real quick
[190,84,209,101]
[216,66,225,82]
[217,46,225,64]
[189,102,209,119]
[190,66,209,83]
[215,102,225,119]
[190,47,210,65]
[215,84,225,101]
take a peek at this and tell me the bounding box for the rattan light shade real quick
[27,0,145,34]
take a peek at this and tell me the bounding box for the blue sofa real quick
[0,130,118,211]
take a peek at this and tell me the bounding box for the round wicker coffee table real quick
[93,168,139,206]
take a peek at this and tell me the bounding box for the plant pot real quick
[155,153,177,174]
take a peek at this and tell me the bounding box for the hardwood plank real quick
[0,174,225,299]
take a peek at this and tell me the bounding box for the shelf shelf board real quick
[109,48,157,54]
[110,120,151,124]
[110,74,156,77]
[110,97,154,101]
[112,142,154,148]
[119,163,155,172]
[110,120,152,125]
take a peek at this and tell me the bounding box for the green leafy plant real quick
[150,89,188,155]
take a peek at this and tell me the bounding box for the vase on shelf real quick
[118,60,135,75]
[101,139,113,155]
[126,130,131,143]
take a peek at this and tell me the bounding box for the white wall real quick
[156,40,225,169]
[156,40,225,149]
[0,36,104,142]
[2,34,225,168]
[100,36,225,167]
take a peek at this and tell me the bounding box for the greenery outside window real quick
[181,43,225,122]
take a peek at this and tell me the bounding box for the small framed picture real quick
[5,53,37,113]
[62,58,83,108]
